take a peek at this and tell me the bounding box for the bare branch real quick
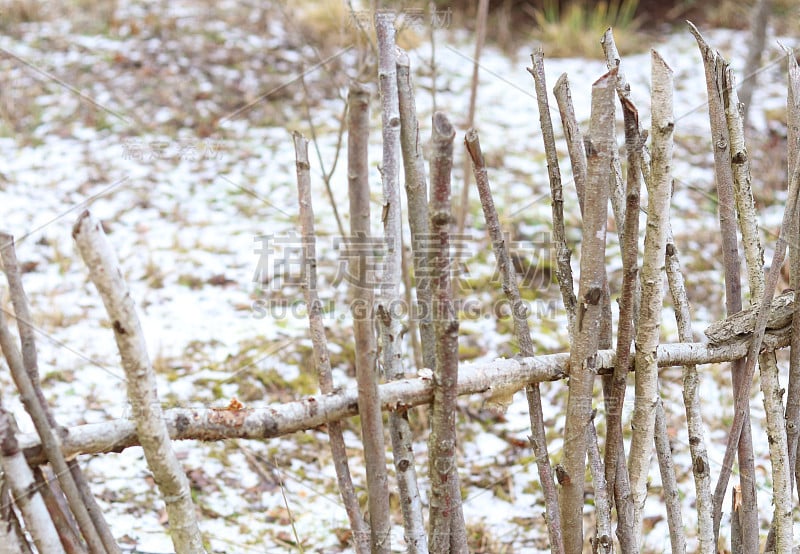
[346,76,391,554]
[293,132,368,554]
[427,111,468,552]
[467,128,563,554]
[73,213,205,553]
[560,69,615,553]
[628,50,674,540]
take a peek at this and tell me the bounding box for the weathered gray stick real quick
[346,79,390,554]
[17,330,793,467]
[553,74,587,215]
[467,128,563,554]
[397,50,434,371]
[654,399,686,554]
[662,187,715,550]
[689,23,759,547]
[628,50,674,544]
[293,133,369,554]
[73,213,205,554]
[586,415,611,554]
[785,49,800,510]
[374,14,427,552]
[560,70,615,554]
[528,49,578,341]
[0,235,111,554]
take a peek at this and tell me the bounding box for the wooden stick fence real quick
[1,16,798,554]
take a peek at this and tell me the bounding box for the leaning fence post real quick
[73,211,206,554]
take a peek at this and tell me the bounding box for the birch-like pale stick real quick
[72,212,205,554]
[375,11,405,382]
[560,70,615,554]
[397,50,434,371]
[654,400,686,554]
[553,74,587,215]
[293,133,368,554]
[374,14,426,552]
[627,51,674,544]
[17,331,794,466]
[689,23,759,546]
[467,129,563,554]
[739,0,772,124]
[0,236,111,554]
[722,64,765,302]
[0,409,64,554]
[427,111,468,552]
[456,0,489,237]
[665,229,715,552]
[586,416,612,553]
[785,51,800,504]
[346,80,391,554]
[722,55,792,551]
[528,49,577,341]
[0,478,29,554]
[765,52,800,551]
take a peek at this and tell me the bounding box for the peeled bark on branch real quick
[73,212,205,554]
[560,69,615,554]
[16,330,793,467]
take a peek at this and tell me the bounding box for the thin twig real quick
[397,50,435,371]
[293,132,369,554]
[467,128,563,554]
[456,0,489,237]
[586,414,612,553]
[528,49,578,341]
[653,400,686,554]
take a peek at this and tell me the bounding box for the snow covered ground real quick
[0,1,798,551]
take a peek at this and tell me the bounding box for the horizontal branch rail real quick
[20,330,790,466]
